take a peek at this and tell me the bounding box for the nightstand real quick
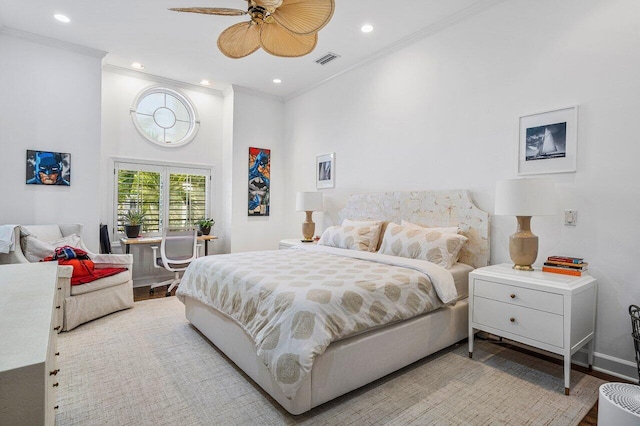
[468,263,597,395]
[278,239,318,249]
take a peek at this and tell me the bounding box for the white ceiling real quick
[0,0,499,98]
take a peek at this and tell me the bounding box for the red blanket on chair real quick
[42,246,127,285]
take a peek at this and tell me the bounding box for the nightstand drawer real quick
[473,297,564,348]
[474,279,563,315]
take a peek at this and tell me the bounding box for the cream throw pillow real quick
[378,223,467,269]
[23,234,81,262]
[318,224,381,252]
[341,219,383,252]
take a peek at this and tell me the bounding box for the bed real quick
[177,190,489,415]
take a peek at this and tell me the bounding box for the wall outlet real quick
[564,210,577,226]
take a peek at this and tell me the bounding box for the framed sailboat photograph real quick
[518,106,578,175]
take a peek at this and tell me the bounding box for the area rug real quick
[56,297,603,425]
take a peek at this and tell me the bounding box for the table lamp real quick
[494,178,556,271]
[296,192,323,242]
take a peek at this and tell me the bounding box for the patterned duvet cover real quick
[176,245,457,399]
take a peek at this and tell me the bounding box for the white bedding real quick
[176,246,456,399]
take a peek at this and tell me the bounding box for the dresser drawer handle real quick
[54,405,59,410]
[49,369,60,376]
[52,382,59,387]
[510,317,516,323]
[55,352,60,356]
[58,287,62,290]
[56,305,61,309]
[510,294,516,299]
[54,326,61,331]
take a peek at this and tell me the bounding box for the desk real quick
[120,235,218,255]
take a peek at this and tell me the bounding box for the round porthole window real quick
[130,86,199,147]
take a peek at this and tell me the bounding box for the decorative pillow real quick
[318,224,381,252]
[22,234,81,262]
[400,220,459,234]
[341,219,383,252]
[378,223,467,269]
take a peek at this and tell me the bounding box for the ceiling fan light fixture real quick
[273,79,282,84]
[361,24,374,33]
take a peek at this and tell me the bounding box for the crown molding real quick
[0,26,107,59]
[285,0,505,101]
[103,64,225,97]
[230,85,284,103]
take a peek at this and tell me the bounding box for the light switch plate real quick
[564,210,577,226]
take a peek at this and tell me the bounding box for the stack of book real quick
[542,256,588,276]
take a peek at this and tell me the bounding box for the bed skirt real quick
[183,296,469,415]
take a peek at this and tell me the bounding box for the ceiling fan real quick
[170,0,335,59]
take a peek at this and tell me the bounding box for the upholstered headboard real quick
[338,190,490,269]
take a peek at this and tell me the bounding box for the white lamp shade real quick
[296,191,323,212]
[494,178,557,216]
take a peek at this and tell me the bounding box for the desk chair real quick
[151,228,198,297]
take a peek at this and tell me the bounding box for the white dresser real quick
[468,263,597,395]
[0,262,62,425]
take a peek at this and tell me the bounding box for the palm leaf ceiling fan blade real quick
[218,22,261,58]
[270,0,335,35]
[169,7,247,16]
[260,22,317,57]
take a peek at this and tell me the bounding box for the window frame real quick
[130,86,200,148]
[111,158,213,238]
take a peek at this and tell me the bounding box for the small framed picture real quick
[316,152,335,189]
[26,150,71,186]
[518,106,578,175]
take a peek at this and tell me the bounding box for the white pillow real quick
[318,224,381,252]
[341,219,383,252]
[22,234,81,262]
[400,220,460,234]
[378,223,467,269]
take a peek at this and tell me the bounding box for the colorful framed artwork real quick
[316,152,335,189]
[26,150,71,186]
[248,147,270,216]
[518,106,578,175]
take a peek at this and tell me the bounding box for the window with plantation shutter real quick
[114,160,211,237]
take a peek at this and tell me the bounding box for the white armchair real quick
[0,224,134,331]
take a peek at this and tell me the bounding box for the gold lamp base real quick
[302,211,316,241]
[509,216,538,271]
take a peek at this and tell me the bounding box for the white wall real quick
[283,0,640,379]
[228,88,286,253]
[0,32,104,250]
[100,69,225,283]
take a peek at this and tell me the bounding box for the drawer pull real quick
[54,326,61,331]
[52,382,59,387]
[54,405,59,410]
[55,352,60,356]
[49,369,60,376]
[510,317,516,323]
[56,305,61,309]
[510,294,516,299]
[58,287,62,290]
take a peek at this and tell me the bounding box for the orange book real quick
[542,266,583,276]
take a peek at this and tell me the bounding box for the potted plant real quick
[195,218,215,236]
[124,210,145,238]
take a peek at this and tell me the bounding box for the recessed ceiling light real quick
[273,79,282,84]
[361,24,374,33]
[131,62,144,70]
[54,14,70,23]
[200,79,212,86]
